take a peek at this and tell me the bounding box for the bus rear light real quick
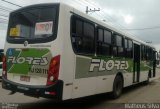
[47,55,60,86]
[2,56,7,79]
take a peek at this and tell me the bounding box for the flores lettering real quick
[8,57,48,66]
[90,59,129,72]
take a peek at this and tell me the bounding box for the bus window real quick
[83,22,95,54]
[7,5,59,44]
[84,22,94,39]
[127,40,133,58]
[97,28,103,55]
[76,20,83,35]
[113,35,124,57]
[71,16,95,55]
[97,28,112,56]
[116,35,123,47]
[113,46,118,56]
[124,39,128,49]
[104,30,111,44]
[98,29,103,42]
[124,39,133,58]
[128,40,133,49]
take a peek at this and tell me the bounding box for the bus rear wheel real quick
[111,75,123,99]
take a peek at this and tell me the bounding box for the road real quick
[0,74,160,109]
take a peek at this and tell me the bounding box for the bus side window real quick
[83,22,95,54]
[113,34,124,57]
[128,40,133,58]
[146,47,149,60]
[97,28,104,55]
[71,16,95,55]
[124,39,133,58]
[71,18,83,53]
[97,28,112,56]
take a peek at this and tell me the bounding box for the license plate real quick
[20,76,30,82]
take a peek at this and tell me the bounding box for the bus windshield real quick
[7,4,59,43]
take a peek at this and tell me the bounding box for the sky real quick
[0,0,160,50]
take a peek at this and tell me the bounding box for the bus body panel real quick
[95,75,115,94]
[57,4,75,100]
[4,37,62,85]
[139,71,148,82]
[123,73,133,87]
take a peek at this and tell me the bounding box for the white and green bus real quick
[2,3,157,100]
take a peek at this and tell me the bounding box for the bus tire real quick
[111,75,123,99]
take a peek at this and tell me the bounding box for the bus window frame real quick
[71,15,96,55]
[124,38,133,58]
[7,4,60,44]
[112,33,125,57]
[96,26,112,56]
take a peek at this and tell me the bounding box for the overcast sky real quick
[0,0,160,50]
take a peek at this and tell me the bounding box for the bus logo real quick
[89,59,129,72]
[8,49,13,56]
[7,57,48,66]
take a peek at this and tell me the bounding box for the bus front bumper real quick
[2,77,63,100]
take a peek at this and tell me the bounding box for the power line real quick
[0,7,11,12]
[78,0,97,8]
[84,0,101,9]
[0,21,7,23]
[1,0,22,7]
[0,20,8,23]
[0,14,9,17]
[0,17,8,21]
[0,5,13,11]
[74,0,86,7]
[0,21,8,24]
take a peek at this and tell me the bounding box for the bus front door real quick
[133,44,140,83]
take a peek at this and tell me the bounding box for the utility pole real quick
[86,6,100,14]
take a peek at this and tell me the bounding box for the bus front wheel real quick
[111,75,123,99]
